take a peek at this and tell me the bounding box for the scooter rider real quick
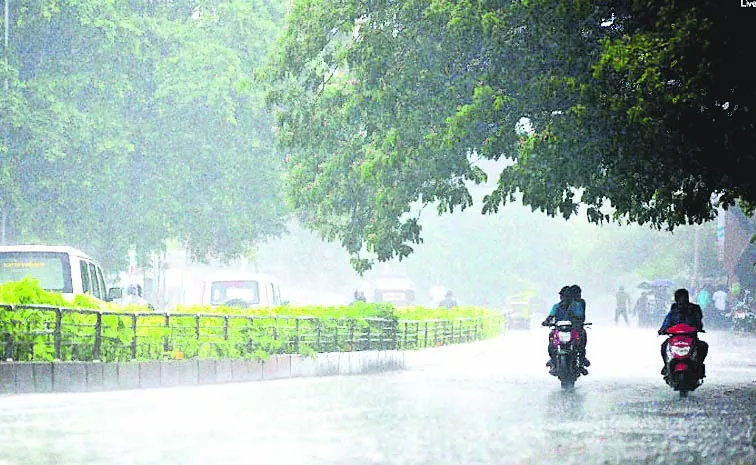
[542,286,587,376]
[658,288,709,378]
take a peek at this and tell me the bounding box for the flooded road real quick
[0,327,754,465]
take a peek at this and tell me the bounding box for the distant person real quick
[712,286,727,313]
[730,280,742,302]
[615,285,632,326]
[351,290,366,304]
[438,290,458,309]
[634,291,650,326]
[696,285,712,313]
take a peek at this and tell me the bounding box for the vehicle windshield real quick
[0,252,73,293]
[210,280,260,305]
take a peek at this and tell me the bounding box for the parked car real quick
[0,244,117,304]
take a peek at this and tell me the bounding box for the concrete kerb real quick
[359,351,380,374]
[290,355,318,377]
[13,362,35,393]
[262,355,291,380]
[197,359,218,385]
[0,363,15,394]
[231,359,263,382]
[159,360,181,387]
[53,362,88,393]
[33,362,54,393]
[138,361,161,389]
[178,359,199,385]
[102,363,119,391]
[0,348,413,395]
[346,351,361,374]
[86,362,104,392]
[216,359,233,383]
[117,362,140,390]
[317,352,340,376]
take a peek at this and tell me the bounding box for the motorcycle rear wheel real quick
[558,354,575,390]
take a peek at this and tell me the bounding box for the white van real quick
[198,271,284,308]
[0,245,112,303]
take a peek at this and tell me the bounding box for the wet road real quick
[0,327,754,465]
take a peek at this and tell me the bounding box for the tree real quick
[0,0,288,270]
[266,0,756,273]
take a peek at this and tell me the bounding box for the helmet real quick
[570,284,581,298]
[674,288,689,304]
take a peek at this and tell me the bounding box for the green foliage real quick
[171,301,398,320]
[71,294,101,310]
[0,280,503,362]
[0,277,68,306]
[266,0,755,272]
[0,0,289,270]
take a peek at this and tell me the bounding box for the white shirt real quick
[712,290,727,311]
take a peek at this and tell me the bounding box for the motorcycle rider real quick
[541,286,587,376]
[568,284,590,370]
[658,288,709,378]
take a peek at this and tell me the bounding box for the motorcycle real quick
[546,320,591,390]
[730,307,756,332]
[728,289,756,332]
[660,323,705,398]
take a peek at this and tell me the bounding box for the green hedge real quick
[0,279,504,362]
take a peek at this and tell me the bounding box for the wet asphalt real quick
[0,326,753,465]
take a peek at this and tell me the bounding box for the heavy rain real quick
[1,1,755,465]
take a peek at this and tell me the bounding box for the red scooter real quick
[660,323,705,398]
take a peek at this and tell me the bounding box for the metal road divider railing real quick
[0,304,501,363]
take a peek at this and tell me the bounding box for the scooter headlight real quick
[558,331,572,342]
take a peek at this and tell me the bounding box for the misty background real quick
[253,200,718,317]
